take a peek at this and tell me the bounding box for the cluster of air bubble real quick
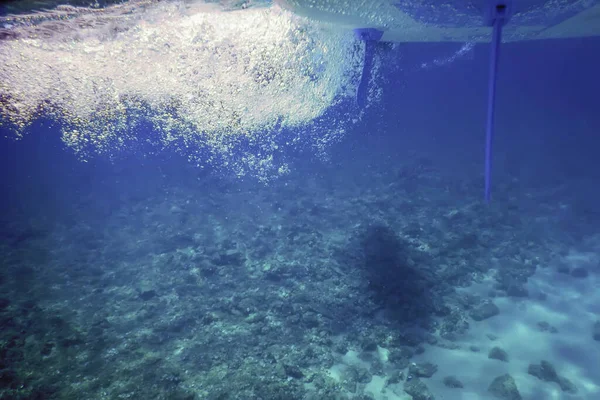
[0,1,364,180]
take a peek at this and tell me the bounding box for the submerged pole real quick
[484,2,511,202]
[353,28,384,108]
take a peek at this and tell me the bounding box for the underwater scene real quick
[1,1,600,399]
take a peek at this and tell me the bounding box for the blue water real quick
[1,37,599,399]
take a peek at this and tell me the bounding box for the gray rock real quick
[282,363,304,379]
[537,321,558,333]
[386,370,404,385]
[528,360,558,382]
[0,297,10,311]
[488,346,509,362]
[443,375,463,388]
[409,362,438,378]
[557,376,578,394]
[404,378,435,400]
[557,265,571,274]
[506,284,529,297]
[488,374,522,400]
[528,360,578,394]
[570,267,589,278]
[361,340,378,352]
[387,348,411,369]
[470,302,500,321]
[593,321,600,341]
